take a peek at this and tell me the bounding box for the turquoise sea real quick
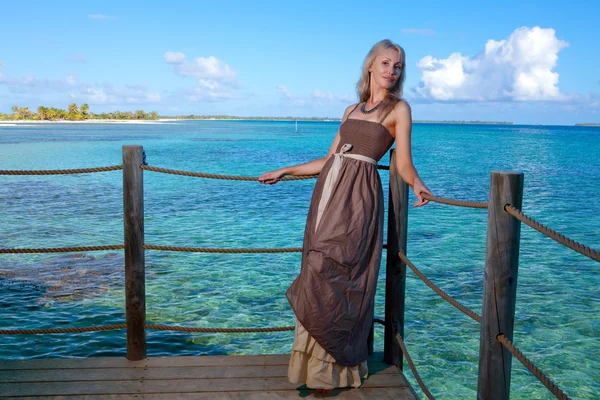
[0,120,598,399]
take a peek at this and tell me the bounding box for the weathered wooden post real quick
[477,171,524,399]
[384,149,409,367]
[123,145,146,361]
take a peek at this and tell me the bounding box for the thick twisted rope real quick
[497,334,571,400]
[0,245,124,254]
[395,333,436,400]
[0,323,295,335]
[146,324,294,333]
[421,193,488,208]
[140,165,317,181]
[504,205,599,262]
[398,252,482,323]
[0,325,127,334]
[141,164,389,180]
[0,166,123,175]
[143,245,302,253]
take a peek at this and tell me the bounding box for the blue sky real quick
[1,0,599,125]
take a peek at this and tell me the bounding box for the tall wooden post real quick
[477,171,524,399]
[384,150,409,367]
[123,145,146,361]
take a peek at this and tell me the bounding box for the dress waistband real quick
[335,143,377,165]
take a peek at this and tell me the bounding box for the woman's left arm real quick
[393,102,433,207]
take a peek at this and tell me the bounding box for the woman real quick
[259,39,432,393]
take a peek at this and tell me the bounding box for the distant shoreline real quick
[0,118,515,126]
[6,118,598,126]
[0,119,177,125]
[161,117,514,125]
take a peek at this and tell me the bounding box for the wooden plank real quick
[0,373,406,396]
[1,363,399,383]
[1,364,398,383]
[0,352,397,371]
[3,387,417,400]
[122,145,146,361]
[477,171,524,400]
[0,355,290,370]
[0,365,288,382]
[384,149,409,367]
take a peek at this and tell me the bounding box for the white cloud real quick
[277,85,293,99]
[0,73,161,105]
[165,52,241,101]
[65,75,77,87]
[88,14,114,20]
[276,86,353,107]
[312,89,354,103]
[401,28,435,36]
[184,79,242,101]
[164,52,186,64]
[165,52,236,81]
[414,26,569,102]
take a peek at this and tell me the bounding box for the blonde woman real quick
[259,39,432,393]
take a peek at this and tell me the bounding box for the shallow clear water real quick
[0,121,598,399]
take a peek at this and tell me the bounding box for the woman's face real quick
[369,48,402,90]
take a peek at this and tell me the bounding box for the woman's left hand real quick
[412,178,432,207]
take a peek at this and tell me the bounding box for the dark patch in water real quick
[0,252,126,303]
[412,231,441,240]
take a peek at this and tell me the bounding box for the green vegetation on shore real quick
[0,104,159,121]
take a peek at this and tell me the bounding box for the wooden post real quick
[384,149,409,367]
[477,171,524,400]
[123,145,146,361]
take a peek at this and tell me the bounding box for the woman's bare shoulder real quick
[393,99,411,116]
[342,103,360,121]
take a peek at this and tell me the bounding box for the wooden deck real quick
[0,352,417,399]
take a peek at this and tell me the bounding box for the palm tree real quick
[67,103,80,120]
[37,106,49,120]
[80,103,89,119]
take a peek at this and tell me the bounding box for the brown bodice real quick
[336,119,395,162]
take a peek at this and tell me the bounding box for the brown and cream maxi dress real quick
[287,104,396,389]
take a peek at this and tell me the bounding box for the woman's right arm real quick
[258,104,356,184]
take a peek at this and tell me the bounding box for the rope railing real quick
[0,324,127,335]
[421,193,488,209]
[141,165,316,180]
[2,244,387,254]
[0,323,295,335]
[0,319,395,335]
[505,204,600,262]
[497,334,572,400]
[140,164,390,180]
[143,244,302,253]
[0,245,302,254]
[1,156,593,399]
[398,252,482,323]
[395,333,436,400]
[0,166,123,175]
[0,245,124,254]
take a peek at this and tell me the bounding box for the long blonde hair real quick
[356,39,406,103]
